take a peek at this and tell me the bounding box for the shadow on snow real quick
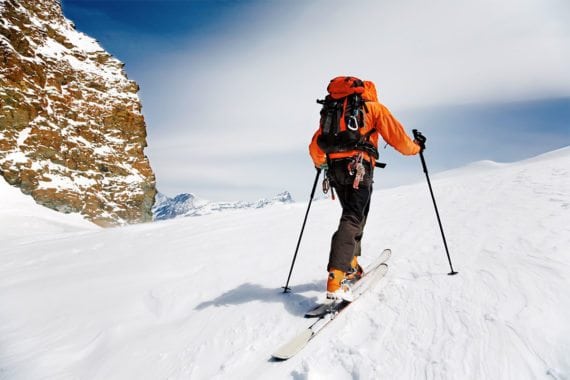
[195,281,323,317]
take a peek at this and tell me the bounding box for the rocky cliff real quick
[0,0,156,226]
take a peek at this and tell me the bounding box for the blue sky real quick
[61,0,570,202]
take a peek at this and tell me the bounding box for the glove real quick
[412,129,427,151]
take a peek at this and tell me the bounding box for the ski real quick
[304,248,391,318]
[272,249,391,360]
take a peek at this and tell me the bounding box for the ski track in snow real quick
[0,147,569,379]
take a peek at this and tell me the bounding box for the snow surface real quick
[0,177,97,241]
[1,148,569,379]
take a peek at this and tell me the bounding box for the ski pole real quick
[282,168,322,292]
[412,130,458,276]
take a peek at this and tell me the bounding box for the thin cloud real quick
[136,0,570,200]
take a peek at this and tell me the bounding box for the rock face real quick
[0,0,156,226]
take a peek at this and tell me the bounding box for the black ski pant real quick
[327,158,373,273]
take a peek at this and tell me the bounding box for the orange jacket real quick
[309,81,420,167]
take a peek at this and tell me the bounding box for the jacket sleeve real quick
[373,103,420,156]
[309,128,327,167]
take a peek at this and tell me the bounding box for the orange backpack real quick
[316,76,378,158]
[327,76,365,99]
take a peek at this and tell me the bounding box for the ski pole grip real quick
[413,129,428,174]
[412,129,426,151]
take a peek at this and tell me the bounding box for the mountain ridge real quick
[152,190,294,220]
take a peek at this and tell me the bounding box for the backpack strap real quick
[355,102,379,159]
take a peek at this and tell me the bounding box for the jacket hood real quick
[363,81,379,102]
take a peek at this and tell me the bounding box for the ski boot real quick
[345,256,364,281]
[326,269,354,302]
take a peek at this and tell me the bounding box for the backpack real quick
[316,76,379,159]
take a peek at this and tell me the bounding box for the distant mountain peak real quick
[152,191,294,220]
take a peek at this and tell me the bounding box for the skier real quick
[309,77,424,301]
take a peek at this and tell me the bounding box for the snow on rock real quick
[0,148,569,379]
[0,0,156,226]
[152,190,294,220]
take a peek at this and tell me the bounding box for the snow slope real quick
[0,178,97,241]
[1,148,569,379]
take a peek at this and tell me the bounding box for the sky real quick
[60,0,570,202]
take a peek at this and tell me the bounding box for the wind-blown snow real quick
[0,148,569,379]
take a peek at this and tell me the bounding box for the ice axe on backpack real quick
[413,129,458,276]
